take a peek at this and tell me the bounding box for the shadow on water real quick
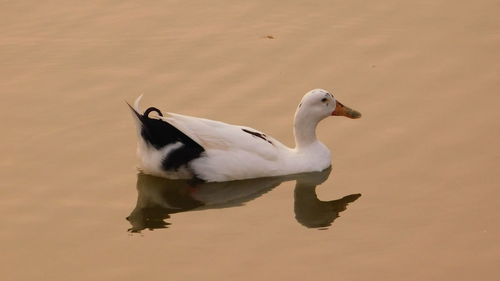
[126,167,361,232]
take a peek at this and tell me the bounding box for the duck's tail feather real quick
[133,94,144,112]
[127,96,205,171]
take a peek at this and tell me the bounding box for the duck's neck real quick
[293,110,321,149]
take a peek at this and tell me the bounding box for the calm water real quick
[1,1,498,280]
[127,168,361,232]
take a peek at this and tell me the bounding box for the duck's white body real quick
[129,89,360,182]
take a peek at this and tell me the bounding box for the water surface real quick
[1,1,498,280]
[127,169,361,232]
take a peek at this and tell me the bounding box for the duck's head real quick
[296,89,361,122]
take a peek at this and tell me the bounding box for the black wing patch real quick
[242,129,273,145]
[128,103,205,171]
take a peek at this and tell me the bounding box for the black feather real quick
[242,129,273,145]
[127,103,205,171]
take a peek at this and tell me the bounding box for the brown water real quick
[1,1,499,280]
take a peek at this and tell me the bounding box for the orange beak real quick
[332,101,362,119]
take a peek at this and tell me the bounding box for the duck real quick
[128,89,361,182]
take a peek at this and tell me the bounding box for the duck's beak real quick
[332,101,362,119]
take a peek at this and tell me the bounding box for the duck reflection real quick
[126,168,361,232]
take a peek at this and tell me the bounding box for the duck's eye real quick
[321,98,328,102]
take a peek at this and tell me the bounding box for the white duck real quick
[128,89,361,182]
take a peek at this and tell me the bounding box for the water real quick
[127,169,361,232]
[1,1,498,280]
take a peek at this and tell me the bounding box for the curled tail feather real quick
[127,96,206,171]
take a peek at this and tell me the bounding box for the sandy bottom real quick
[1,1,499,280]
